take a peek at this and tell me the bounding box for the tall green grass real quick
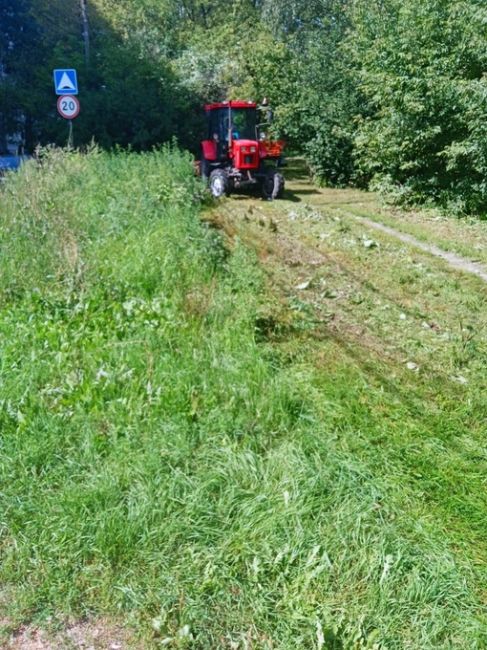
[0,150,486,648]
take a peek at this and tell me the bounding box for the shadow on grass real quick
[283,158,312,182]
[284,188,323,202]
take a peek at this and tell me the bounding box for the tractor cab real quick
[200,100,285,200]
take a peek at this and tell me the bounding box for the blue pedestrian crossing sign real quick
[53,69,78,96]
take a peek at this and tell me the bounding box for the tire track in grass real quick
[205,198,487,635]
[336,210,487,284]
[276,158,487,283]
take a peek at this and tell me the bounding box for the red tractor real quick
[200,100,285,200]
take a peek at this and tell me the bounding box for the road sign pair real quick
[53,69,80,120]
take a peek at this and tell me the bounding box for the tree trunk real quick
[80,0,90,67]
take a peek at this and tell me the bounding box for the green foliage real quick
[289,30,359,185]
[7,0,487,209]
[0,0,201,151]
[0,0,40,147]
[351,0,487,212]
[1,0,361,184]
[236,1,360,184]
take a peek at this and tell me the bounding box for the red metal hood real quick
[205,100,256,111]
[232,139,258,147]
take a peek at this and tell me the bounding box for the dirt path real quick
[344,212,487,283]
[270,161,487,284]
[213,161,487,286]
[2,619,137,650]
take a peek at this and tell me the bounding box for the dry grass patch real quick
[4,619,138,650]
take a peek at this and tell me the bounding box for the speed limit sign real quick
[57,95,80,119]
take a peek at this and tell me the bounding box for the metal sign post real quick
[68,120,74,149]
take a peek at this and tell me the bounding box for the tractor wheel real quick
[262,169,285,200]
[209,169,229,198]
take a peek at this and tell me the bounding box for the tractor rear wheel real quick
[262,169,285,200]
[209,169,229,198]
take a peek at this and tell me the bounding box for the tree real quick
[351,0,487,211]
[250,0,359,184]
[0,0,40,150]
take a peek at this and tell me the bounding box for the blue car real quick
[0,155,29,176]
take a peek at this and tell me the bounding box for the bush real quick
[351,0,487,213]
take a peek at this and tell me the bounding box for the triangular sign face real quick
[58,72,75,91]
[53,69,78,95]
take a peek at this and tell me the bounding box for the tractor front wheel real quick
[209,169,229,199]
[262,170,285,200]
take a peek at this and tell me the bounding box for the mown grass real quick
[1,150,486,649]
[204,183,487,647]
[284,159,487,266]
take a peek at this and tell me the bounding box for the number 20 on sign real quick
[57,95,80,120]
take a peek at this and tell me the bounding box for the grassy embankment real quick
[1,150,486,649]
